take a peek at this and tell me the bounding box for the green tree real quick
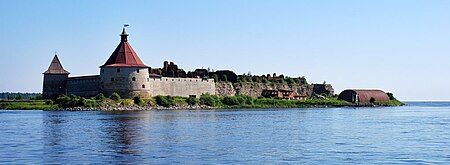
[223,75,228,82]
[285,77,295,85]
[212,74,219,82]
[15,95,22,100]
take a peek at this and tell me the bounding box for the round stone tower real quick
[99,28,151,98]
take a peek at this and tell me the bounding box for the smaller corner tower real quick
[42,54,70,99]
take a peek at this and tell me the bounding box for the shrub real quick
[155,95,175,107]
[145,98,156,106]
[83,99,99,108]
[222,96,240,105]
[45,100,53,105]
[186,97,199,106]
[94,93,106,100]
[54,94,101,108]
[236,94,254,105]
[121,99,133,106]
[386,92,396,100]
[110,92,121,101]
[133,96,146,106]
[199,93,221,107]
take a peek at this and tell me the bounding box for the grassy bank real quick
[374,99,405,106]
[0,93,404,110]
[0,100,57,110]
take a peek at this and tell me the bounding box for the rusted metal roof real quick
[43,55,70,74]
[338,89,389,103]
[101,28,148,68]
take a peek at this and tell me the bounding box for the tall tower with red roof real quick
[42,54,70,99]
[99,28,151,97]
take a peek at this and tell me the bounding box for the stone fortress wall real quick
[97,67,216,98]
[66,75,100,98]
[149,77,215,97]
[63,72,216,98]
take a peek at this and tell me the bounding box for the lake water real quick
[1,102,449,164]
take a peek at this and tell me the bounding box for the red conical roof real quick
[44,55,70,74]
[101,28,148,68]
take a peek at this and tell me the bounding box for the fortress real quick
[42,28,215,99]
[43,27,335,100]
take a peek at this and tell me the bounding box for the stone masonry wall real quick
[100,67,151,98]
[67,76,100,98]
[42,74,69,99]
[149,77,215,97]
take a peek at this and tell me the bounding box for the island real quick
[0,27,404,111]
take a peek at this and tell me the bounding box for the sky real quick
[0,0,449,101]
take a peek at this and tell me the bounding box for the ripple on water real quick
[0,104,449,164]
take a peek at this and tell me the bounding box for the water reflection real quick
[100,111,148,155]
[42,111,70,164]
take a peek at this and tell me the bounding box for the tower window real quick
[117,68,120,73]
[111,78,114,81]
[142,84,145,88]
[137,69,140,73]
[132,77,136,81]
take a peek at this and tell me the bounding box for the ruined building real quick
[42,28,215,99]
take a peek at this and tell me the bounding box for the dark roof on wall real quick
[68,75,100,80]
[101,28,148,68]
[43,55,70,74]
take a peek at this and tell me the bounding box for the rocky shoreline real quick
[52,104,400,111]
[58,105,215,111]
